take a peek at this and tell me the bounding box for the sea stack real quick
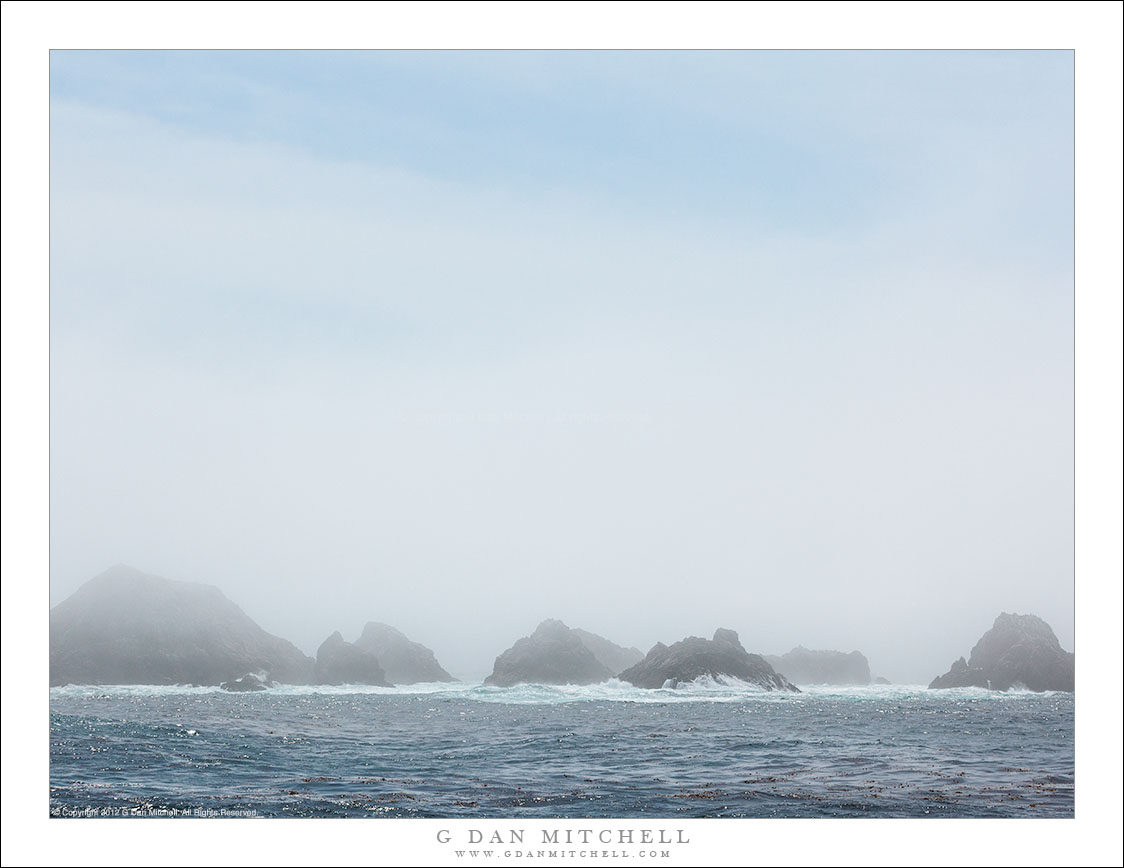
[619,628,799,691]
[49,565,315,687]
[764,647,872,685]
[928,612,1074,692]
[314,631,391,686]
[484,619,613,687]
[354,622,456,684]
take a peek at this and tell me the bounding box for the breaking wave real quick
[49,679,1066,705]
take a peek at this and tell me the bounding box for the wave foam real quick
[49,680,1067,704]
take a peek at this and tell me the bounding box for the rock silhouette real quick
[929,613,1074,692]
[50,565,314,686]
[354,622,455,684]
[485,620,613,687]
[314,631,391,686]
[765,647,871,685]
[570,628,644,675]
[619,628,799,691]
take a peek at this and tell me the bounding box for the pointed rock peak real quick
[713,628,742,649]
[533,619,571,637]
[314,630,389,687]
[359,621,406,643]
[94,563,147,581]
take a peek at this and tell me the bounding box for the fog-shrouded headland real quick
[49,564,315,687]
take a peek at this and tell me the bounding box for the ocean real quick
[49,680,1074,819]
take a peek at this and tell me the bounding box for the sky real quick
[48,50,1075,682]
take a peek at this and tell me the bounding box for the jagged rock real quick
[220,673,273,692]
[764,646,871,685]
[49,565,315,686]
[570,629,644,675]
[930,656,989,688]
[873,676,891,685]
[485,620,612,687]
[314,631,391,686]
[929,613,1074,692]
[619,628,800,691]
[354,622,455,684]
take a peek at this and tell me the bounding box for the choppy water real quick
[50,680,1073,818]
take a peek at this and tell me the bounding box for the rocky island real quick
[314,631,391,686]
[619,628,799,691]
[765,646,871,685]
[49,565,315,687]
[354,622,456,684]
[929,612,1074,692]
[219,673,273,692]
[484,619,617,686]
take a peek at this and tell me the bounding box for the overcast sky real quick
[49,50,1074,682]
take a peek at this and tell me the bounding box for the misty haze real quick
[48,49,1074,822]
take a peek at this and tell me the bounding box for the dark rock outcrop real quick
[929,613,1074,692]
[485,620,612,687]
[220,673,273,692]
[354,622,455,684]
[764,646,871,685]
[873,676,891,685]
[930,656,989,689]
[314,631,391,686]
[619,628,800,691]
[570,628,644,675]
[49,565,315,686]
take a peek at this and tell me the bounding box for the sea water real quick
[49,680,1073,818]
